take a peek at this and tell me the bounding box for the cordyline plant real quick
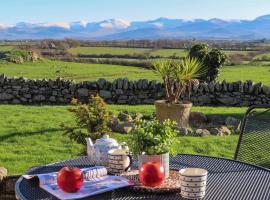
[153,56,207,104]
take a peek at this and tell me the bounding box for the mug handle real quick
[125,154,133,172]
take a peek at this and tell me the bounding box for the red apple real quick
[57,167,84,193]
[139,162,165,187]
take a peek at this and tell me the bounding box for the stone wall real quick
[0,74,270,106]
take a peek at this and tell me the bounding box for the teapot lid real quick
[96,134,117,144]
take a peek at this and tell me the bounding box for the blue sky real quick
[1,0,270,24]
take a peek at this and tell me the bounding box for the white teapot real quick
[85,135,120,166]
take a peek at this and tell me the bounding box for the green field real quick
[150,49,187,57]
[0,60,159,81]
[0,104,245,175]
[223,50,256,55]
[69,47,150,55]
[0,45,14,51]
[0,59,270,85]
[219,64,270,85]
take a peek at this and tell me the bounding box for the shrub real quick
[4,50,39,64]
[63,95,113,145]
[152,57,206,103]
[188,44,227,82]
[130,119,179,156]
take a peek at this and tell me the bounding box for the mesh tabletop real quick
[15,154,270,200]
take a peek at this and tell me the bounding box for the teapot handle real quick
[125,155,133,172]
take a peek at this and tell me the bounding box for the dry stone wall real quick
[0,74,270,106]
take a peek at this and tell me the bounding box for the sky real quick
[1,0,270,24]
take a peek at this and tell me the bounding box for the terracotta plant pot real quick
[155,100,192,128]
[138,153,169,179]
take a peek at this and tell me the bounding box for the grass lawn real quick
[150,49,187,57]
[0,104,246,175]
[1,59,270,85]
[69,47,150,55]
[0,60,159,82]
[219,64,270,85]
[0,45,14,51]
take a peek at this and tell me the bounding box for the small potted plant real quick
[130,119,179,179]
[153,57,206,128]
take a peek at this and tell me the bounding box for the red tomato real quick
[57,167,84,193]
[139,162,165,187]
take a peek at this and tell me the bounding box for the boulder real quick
[189,112,208,126]
[209,126,231,136]
[217,97,239,106]
[178,127,194,136]
[99,90,112,99]
[114,122,134,134]
[207,114,226,125]
[33,95,45,102]
[77,88,89,97]
[194,129,211,137]
[262,85,270,95]
[118,111,132,122]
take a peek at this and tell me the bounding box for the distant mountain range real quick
[1,15,270,40]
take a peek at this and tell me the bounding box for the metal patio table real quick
[15,154,270,200]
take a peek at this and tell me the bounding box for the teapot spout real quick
[85,138,94,157]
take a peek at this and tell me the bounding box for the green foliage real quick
[63,95,113,145]
[4,50,39,64]
[153,57,206,103]
[130,119,179,156]
[189,44,227,82]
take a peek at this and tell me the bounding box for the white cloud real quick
[40,22,70,29]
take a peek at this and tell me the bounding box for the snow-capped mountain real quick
[1,15,270,40]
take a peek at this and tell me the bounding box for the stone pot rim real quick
[155,100,193,108]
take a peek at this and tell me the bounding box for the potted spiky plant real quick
[153,56,206,128]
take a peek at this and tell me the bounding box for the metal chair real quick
[234,105,270,168]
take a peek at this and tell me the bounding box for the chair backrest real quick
[234,105,270,168]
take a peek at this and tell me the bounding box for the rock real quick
[207,115,226,125]
[0,93,13,100]
[189,112,208,126]
[209,126,231,136]
[12,99,20,104]
[262,85,270,95]
[108,116,120,129]
[118,111,132,122]
[225,116,241,132]
[49,96,56,102]
[178,127,194,136]
[0,167,7,181]
[99,90,112,99]
[194,129,211,137]
[114,122,134,134]
[97,78,106,89]
[77,88,89,97]
[217,97,239,106]
[33,95,45,102]
[117,79,124,89]
[115,89,124,95]
[208,81,215,92]
[123,78,129,90]
[134,113,144,121]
